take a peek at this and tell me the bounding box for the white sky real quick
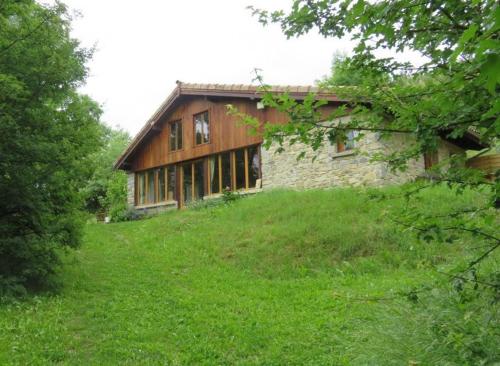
[43,0,356,135]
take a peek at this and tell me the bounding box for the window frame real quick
[169,119,183,152]
[206,145,261,196]
[337,130,358,153]
[193,110,210,146]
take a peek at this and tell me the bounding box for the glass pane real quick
[248,146,260,188]
[235,149,246,190]
[138,172,146,205]
[183,164,192,204]
[202,112,209,143]
[158,168,165,201]
[221,152,232,191]
[177,122,182,150]
[147,170,155,203]
[169,123,177,151]
[195,120,202,145]
[209,156,220,194]
[193,161,205,200]
[345,130,358,150]
[167,165,176,201]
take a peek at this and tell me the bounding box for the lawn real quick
[0,188,498,365]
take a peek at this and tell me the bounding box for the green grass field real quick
[0,188,498,365]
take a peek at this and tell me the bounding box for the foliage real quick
[0,188,497,364]
[82,127,130,220]
[0,1,104,294]
[238,0,500,295]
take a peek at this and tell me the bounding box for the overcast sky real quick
[43,0,356,135]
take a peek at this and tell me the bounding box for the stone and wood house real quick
[114,82,484,213]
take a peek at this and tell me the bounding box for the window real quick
[193,161,205,200]
[235,149,246,190]
[206,146,260,196]
[221,152,232,191]
[337,130,358,152]
[194,111,210,145]
[167,165,176,201]
[248,146,260,188]
[182,163,193,204]
[147,170,155,203]
[209,156,220,194]
[137,172,146,205]
[424,151,439,170]
[169,120,182,151]
[158,167,166,202]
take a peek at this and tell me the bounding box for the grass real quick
[0,187,498,365]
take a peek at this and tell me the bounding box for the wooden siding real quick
[129,96,337,172]
[466,154,500,174]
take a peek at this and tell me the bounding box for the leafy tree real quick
[234,2,500,361]
[241,0,499,267]
[83,126,130,218]
[0,0,104,295]
[318,51,367,87]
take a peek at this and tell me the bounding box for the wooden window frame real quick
[136,171,147,206]
[193,110,210,146]
[337,131,357,153]
[169,120,183,152]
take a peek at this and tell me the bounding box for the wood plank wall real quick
[129,96,337,172]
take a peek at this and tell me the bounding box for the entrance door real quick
[180,160,205,208]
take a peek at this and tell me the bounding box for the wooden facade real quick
[130,97,265,171]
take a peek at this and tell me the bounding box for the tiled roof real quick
[178,82,323,94]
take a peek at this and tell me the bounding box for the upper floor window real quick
[337,130,358,153]
[194,111,210,145]
[169,120,182,151]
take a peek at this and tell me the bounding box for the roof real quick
[114,81,486,170]
[114,81,343,170]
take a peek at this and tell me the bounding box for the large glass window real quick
[235,149,246,190]
[167,165,176,201]
[169,120,182,151]
[248,146,260,188]
[194,111,209,145]
[193,161,205,200]
[209,156,220,194]
[183,163,193,204]
[158,167,166,202]
[221,152,232,191]
[147,170,155,203]
[137,172,146,205]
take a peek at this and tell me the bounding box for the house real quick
[114,82,483,213]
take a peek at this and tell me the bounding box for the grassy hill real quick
[0,187,498,365]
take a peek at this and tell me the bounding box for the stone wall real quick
[261,132,388,189]
[126,172,135,208]
[260,132,464,190]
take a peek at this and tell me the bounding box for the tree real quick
[0,0,104,295]
[241,0,499,267]
[234,2,499,361]
[83,126,130,219]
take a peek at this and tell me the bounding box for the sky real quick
[43,0,355,136]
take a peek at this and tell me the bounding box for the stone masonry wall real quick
[260,132,462,190]
[261,132,389,189]
[127,172,135,208]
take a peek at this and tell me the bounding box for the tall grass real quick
[0,186,498,364]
